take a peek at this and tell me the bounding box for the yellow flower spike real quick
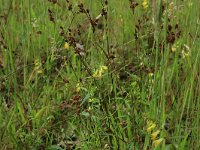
[99,67,103,73]
[147,122,156,133]
[93,70,99,78]
[102,65,108,71]
[148,73,154,77]
[64,42,69,49]
[182,50,190,59]
[88,106,92,111]
[98,71,102,78]
[34,58,43,74]
[76,83,81,92]
[151,130,160,140]
[36,70,43,74]
[153,138,164,147]
[101,65,108,75]
[171,45,177,52]
[147,120,154,126]
[93,65,108,79]
[93,73,96,78]
[142,0,148,9]
[89,98,95,103]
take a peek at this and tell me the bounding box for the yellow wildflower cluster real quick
[182,44,191,59]
[34,58,43,74]
[182,50,190,59]
[147,120,164,148]
[75,82,87,93]
[147,120,156,133]
[76,83,83,93]
[171,42,191,59]
[167,2,176,17]
[171,44,178,52]
[142,0,148,9]
[64,42,69,50]
[76,83,81,92]
[93,65,108,79]
[171,41,181,53]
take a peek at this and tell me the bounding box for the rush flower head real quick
[153,138,164,147]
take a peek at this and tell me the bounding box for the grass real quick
[0,0,200,149]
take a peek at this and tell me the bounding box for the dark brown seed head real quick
[68,4,72,11]
[105,0,108,5]
[167,32,175,44]
[175,24,179,29]
[168,24,172,32]
[48,0,57,4]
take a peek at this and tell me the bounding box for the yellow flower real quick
[89,98,95,103]
[88,106,93,111]
[140,62,144,67]
[147,121,156,133]
[182,44,191,59]
[101,65,108,71]
[148,73,154,77]
[34,58,43,74]
[98,71,102,78]
[36,70,43,74]
[92,70,99,78]
[142,0,148,9]
[64,42,69,49]
[76,83,81,92]
[171,45,177,52]
[151,130,160,140]
[182,50,190,59]
[93,65,108,79]
[147,120,153,126]
[152,138,164,147]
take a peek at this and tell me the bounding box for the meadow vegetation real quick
[0,0,200,149]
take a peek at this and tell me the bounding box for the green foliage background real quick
[0,0,200,149]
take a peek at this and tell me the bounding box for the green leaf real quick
[81,111,90,117]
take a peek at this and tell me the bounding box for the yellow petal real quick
[102,65,108,70]
[147,123,156,133]
[153,138,164,147]
[64,42,69,49]
[36,70,43,74]
[142,0,148,9]
[76,83,81,92]
[98,71,102,78]
[171,46,177,52]
[151,130,160,140]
